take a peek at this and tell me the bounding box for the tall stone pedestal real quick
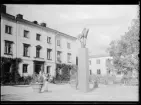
[78,48,89,92]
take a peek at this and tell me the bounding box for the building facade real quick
[1,5,77,77]
[89,55,113,76]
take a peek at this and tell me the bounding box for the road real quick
[1,83,138,101]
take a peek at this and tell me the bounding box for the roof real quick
[1,13,77,40]
[1,13,16,21]
[89,54,112,58]
[17,18,77,40]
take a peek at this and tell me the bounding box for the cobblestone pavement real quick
[1,83,138,101]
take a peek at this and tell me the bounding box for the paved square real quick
[1,83,138,101]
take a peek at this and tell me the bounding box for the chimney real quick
[16,14,23,19]
[33,21,38,24]
[40,22,46,27]
[1,4,6,14]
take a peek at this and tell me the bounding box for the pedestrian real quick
[40,72,50,93]
[75,72,78,89]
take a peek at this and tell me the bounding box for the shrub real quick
[89,74,99,83]
[24,76,32,85]
[55,63,75,84]
[121,75,138,86]
[1,57,22,85]
[30,73,44,84]
[129,78,138,86]
[89,74,117,85]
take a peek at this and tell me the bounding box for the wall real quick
[89,56,112,75]
[1,14,77,77]
[17,21,56,76]
[56,35,77,65]
[1,16,17,59]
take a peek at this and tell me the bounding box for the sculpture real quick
[77,28,89,48]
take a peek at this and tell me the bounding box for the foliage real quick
[89,74,116,85]
[30,73,44,84]
[24,76,32,84]
[107,17,139,74]
[55,63,76,84]
[121,76,138,86]
[1,57,22,85]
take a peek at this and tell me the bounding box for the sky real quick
[5,4,138,55]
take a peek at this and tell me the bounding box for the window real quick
[47,48,52,60]
[89,60,91,65]
[24,30,29,38]
[36,46,41,58]
[23,64,28,73]
[5,25,12,34]
[57,40,60,46]
[90,70,92,75]
[47,37,51,44]
[4,40,13,55]
[47,66,51,74]
[67,53,71,63]
[76,57,78,65]
[67,42,71,49]
[107,69,111,74]
[23,44,30,57]
[36,34,41,41]
[96,59,100,64]
[97,69,101,75]
[57,51,61,62]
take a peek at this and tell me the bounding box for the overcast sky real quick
[5,4,138,55]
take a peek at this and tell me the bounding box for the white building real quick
[89,55,113,76]
[1,5,77,77]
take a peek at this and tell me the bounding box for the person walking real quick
[75,71,78,89]
[40,72,50,93]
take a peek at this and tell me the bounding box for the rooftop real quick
[1,12,77,40]
[89,54,112,58]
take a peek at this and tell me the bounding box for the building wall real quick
[89,56,112,75]
[18,59,34,76]
[56,35,77,65]
[16,21,56,76]
[17,22,55,61]
[1,13,77,77]
[1,16,17,59]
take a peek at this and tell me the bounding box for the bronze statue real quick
[77,28,89,48]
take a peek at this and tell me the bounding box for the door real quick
[47,66,51,74]
[35,64,42,74]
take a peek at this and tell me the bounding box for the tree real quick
[107,17,139,75]
[1,56,22,84]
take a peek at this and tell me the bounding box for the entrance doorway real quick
[3,62,11,73]
[35,64,42,74]
[33,60,45,74]
[47,66,51,74]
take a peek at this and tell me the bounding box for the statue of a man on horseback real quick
[77,28,89,48]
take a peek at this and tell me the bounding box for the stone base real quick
[78,48,89,92]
